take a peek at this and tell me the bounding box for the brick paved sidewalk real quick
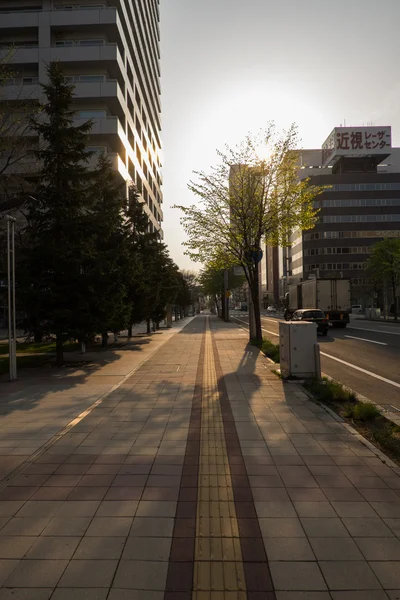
[0,315,399,599]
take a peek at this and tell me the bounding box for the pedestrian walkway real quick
[0,315,399,599]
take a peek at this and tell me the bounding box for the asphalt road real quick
[230,311,400,410]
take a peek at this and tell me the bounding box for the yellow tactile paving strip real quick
[192,325,247,596]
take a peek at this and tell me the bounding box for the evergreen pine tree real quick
[20,62,93,365]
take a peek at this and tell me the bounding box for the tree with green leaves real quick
[20,62,94,365]
[83,153,131,346]
[198,264,245,317]
[366,238,400,320]
[175,124,326,342]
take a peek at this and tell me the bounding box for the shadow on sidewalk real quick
[0,336,154,418]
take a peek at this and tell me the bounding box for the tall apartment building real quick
[0,0,163,234]
[286,126,400,308]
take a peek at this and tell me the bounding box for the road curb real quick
[300,380,400,474]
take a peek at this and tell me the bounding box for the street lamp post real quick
[6,215,17,381]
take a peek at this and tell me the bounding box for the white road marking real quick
[320,352,400,390]
[344,335,388,346]
[233,317,279,337]
[234,316,400,391]
[347,326,400,337]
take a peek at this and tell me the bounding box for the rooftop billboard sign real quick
[322,126,391,166]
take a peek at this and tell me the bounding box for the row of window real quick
[331,183,400,191]
[322,215,400,223]
[65,75,107,83]
[305,247,372,256]
[352,278,368,285]
[55,39,106,47]
[306,263,365,271]
[321,198,400,208]
[304,230,400,240]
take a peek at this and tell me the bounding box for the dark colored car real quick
[291,309,329,336]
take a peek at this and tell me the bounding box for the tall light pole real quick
[6,215,17,380]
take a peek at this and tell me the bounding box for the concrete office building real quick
[0,0,163,233]
[284,126,400,309]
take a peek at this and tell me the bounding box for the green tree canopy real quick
[20,62,94,364]
[366,238,400,320]
[175,124,326,341]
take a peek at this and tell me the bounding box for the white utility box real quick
[279,321,318,378]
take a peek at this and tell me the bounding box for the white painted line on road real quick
[347,326,400,337]
[344,335,388,346]
[320,352,400,390]
[233,317,279,337]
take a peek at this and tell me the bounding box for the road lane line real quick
[233,316,400,391]
[344,335,388,346]
[320,352,400,390]
[347,326,400,337]
[232,317,279,337]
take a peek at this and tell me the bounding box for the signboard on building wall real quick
[322,126,392,166]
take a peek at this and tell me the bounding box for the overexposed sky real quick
[160,0,400,271]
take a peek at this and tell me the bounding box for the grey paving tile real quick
[108,591,163,600]
[122,536,171,560]
[58,559,118,587]
[0,536,36,558]
[371,502,400,519]
[85,517,132,537]
[42,517,92,537]
[4,559,68,587]
[319,561,382,590]
[275,594,331,600]
[255,501,296,518]
[264,537,314,561]
[343,517,394,537]
[370,561,400,588]
[294,502,336,518]
[16,501,62,518]
[0,590,53,600]
[0,517,50,536]
[135,501,177,518]
[51,590,108,600]
[56,501,100,518]
[260,517,305,538]
[0,501,25,518]
[331,501,378,518]
[270,561,327,591]
[330,593,391,600]
[113,560,168,590]
[26,537,80,559]
[0,559,20,585]
[310,538,364,561]
[301,517,350,538]
[129,516,174,537]
[355,537,400,560]
[95,501,138,517]
[73,537,125,559]
[322,488,364,502]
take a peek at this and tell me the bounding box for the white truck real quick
[284,278,351,328]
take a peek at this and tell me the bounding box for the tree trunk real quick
[34,329,42,343]
[101,332,108,347]
[392,277,398,321]
[220,288,225,321]
[56,335,63,367]
[146,318,151,334]
[250,267,262,343]
[128,324,133,338]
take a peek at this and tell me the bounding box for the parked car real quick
[291,309,329,336]
[351,304,364,314]
[266,306,276,313]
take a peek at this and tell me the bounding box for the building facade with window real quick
[287,127,400,307]
[0,0,163,234]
